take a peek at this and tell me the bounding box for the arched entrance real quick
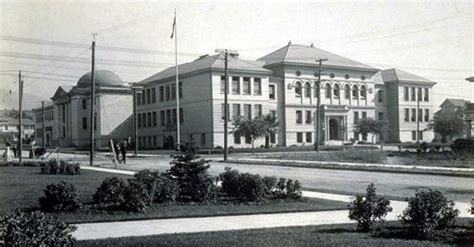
[329,119,340,140]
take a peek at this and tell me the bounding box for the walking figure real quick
[114,141,121,164]
[120,140,127,164]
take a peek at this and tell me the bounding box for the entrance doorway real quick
[329,118,341,140]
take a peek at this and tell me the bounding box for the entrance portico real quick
[320,105,349,144]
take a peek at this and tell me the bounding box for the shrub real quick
[93,177,128,210]
[400,189,459,239]
[123,180,152,212]
[237,173,266,201]
[451,138,474,154]
[0,211,76,246]
[40,159,80,175]
[286,179,302,199]
[348,183,392,232]
[133,170,179,203]
[220,167,241,197]
[262,176,278,196]
[39,181,81,212]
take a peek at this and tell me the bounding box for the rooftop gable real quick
[380,68,436,85]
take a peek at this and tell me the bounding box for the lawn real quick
[0,166,347,223]
[77,220,474,247]
[262,150,386,164]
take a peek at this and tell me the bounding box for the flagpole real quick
[174,9,180,150]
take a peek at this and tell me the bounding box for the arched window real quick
[360,85,367,99]
[325,84,332,98]
[305,82,311,98]
[352,85,359,99]
[295,82,302,97]
[344,85,350,99]
[333,84,340,98]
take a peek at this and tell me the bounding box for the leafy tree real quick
[232,116,266,153]
[353,118,388,149]
[348,183,392,232]
[428,110,465,143]
[260,114,279,149]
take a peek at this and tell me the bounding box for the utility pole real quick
[90,33,97,166]
[314,58,327,152]
[215,49,238,161]
[130,83,143,156]
[42,101,45,150]
[18,70,23,162]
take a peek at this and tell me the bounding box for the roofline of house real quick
[262,61,380,73]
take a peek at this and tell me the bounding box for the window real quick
[305,82,311,98]
[254,104,262,117]
[424,109,429,122]
[411,108,416,122]
[243,77,251,95]
[360,86,367,99]
[221,103,229,120]
[179,81,183,98]
[329,73,335,78]
[352,85,358,99]
[295,82,302,97]
[378,112,384,120]
[171,84,176,100]
[354,112,359,123]
[165,85,170,101]
[270,133,276,144]
[333,84,340,98]
[306,132,312,143]
[141,93,145,105]
[82,117,87,130]
[160,111,165,126]
[412,131,416,141]
[417,88,422,102]
[138,113,142,128]
[404,87,409,101]
[153,136,157,147]
[418,109,423,122]
[245,135,251,144]
[82,99,87,109]
[314,84,319,98]
[354,132,359,141]
[378,90,383,102]
[179,108,183,124]
[362,111,367,119]
[137,93,142,105]
[234,133,241,144]
[344,85,350,99]
[253,78,262,95]
[296,110,302,124]
[166,110,171,125]
[362,133,367,141]
[233,104,241,119]
[244,104,251,120]
[220,76,226,94]
[325,84,331,98]
[146,89,151,104]
[142,113,146,128]
[172,109,177,124]
[295,71,301,76]
[147,112,151,127]
[200,133,206,146]
[344,74,350,79]
[152,88,156,103]
[424,88,429,102]
[232,76,240,94]
[305,111,312,124]
[153,111,157,126]
[404,108,409,122]
[361,75,366,81]
[297,132,303,143]
[419,131,423,141]
[269,84,276,99]
[159,86,164,101]
[411,87,416,101]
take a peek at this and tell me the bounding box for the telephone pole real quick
[90,33,97,166]
[42,101,46,149]
[215,49,238,161]
[314,58,327,152]
[18,70,23,162]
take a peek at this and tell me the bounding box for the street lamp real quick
[129,83,144,156]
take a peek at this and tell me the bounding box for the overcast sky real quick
[0,0,472,110]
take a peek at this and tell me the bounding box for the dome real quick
[76,70,125,88]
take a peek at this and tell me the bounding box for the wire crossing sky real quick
[0,0,472,110]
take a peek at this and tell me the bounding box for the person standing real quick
[114,141,121,164]
[120,140,127,164]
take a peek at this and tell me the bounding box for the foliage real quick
[122,180,152,212]
[451,138,474,154]
[93,177,128,210]
[40,159,81,175]
[348,183,392,232]
[400,189,459,239]
[429,110,465,143]
[39,181,81,212]
[168,148,216,202]
[353,118,388,148]
[260,113,279,148]
[232,116,266,152]
[134,170,179,203]
[0,210,76,246]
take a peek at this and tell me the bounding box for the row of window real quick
[412,131,424,141]
[294,82,368,100]
[81,114,97,130]
[35,111,54,123]
[353,111,368,123]
[2,125,34,131]
[138,108,184,129]
[138,82,183,106]
[294,71,366,81]
[296,132,313,143]
[404,108,430,122]
[221,104,276,120]
[296,110,312,124]
[403,87,429,102]
[138,133,207,149]
[220,76,262,95]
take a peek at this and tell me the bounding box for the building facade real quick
[136,43,437,149]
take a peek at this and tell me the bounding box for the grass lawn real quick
[0,166,347,223]
[262,150,386,164]
[77,220,474,247]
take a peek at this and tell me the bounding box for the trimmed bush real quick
[40,159,80,175]
[451,138,474,154]
[123,180,151,212]
[262,176,278,196]
[39,181,81,212]
[134,170,179,203]
[400,189,459,239]
[348,183,392,232]
[0,211,76,246]
[93,177,128,210]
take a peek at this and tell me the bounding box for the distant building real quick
[0,117,35,144]
[135,43,437,149]
[32,70,133,149]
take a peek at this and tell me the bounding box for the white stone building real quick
[136,43,437,149]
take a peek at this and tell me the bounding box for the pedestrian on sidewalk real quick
[120,140,127,164]
[114,141,121,164]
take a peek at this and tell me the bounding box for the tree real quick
[353,118,387,150]
[231,116,266,153]
[428,110,465,143]
[259,114,278,149]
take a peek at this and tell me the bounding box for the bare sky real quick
[0,0,472,110]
